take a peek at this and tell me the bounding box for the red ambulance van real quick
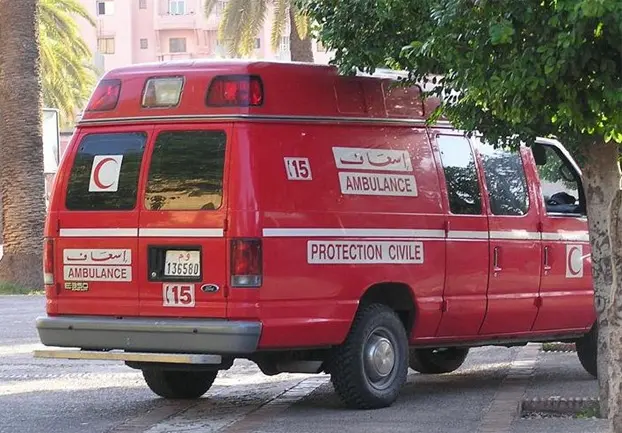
[35,60,597,409]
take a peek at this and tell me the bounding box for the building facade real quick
[76,0,332,76]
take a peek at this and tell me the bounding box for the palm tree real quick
[0,0,46,288]
[204,0,314,62]
[39,0,96,126]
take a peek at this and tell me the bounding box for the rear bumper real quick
[36,315,261,355]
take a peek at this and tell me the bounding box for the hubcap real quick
[364,334,396,382]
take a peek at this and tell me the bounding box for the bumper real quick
[36,316,261,355]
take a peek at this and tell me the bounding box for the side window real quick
[476,140,529,216]
[66,132,146,211]
[531,143,583,215]
[437,135,482,215]
[145,130,226,211]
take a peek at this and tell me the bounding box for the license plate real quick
[164,250,201,277]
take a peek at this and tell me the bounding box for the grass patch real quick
[575,402,601,419]
[0,282,43,295]
[541,342,576,352]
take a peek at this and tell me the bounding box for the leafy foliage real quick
[300,0,622,153]
[205,0,312,59]
[39,0,96,126]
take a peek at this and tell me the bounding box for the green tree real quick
[0,0,46,288]
[205,0,314,62]
[301,0,622,427]
[39,0,96,126]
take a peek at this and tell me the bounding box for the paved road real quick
[0,296,604,433]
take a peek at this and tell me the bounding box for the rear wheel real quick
[328,304,408,410]
[409,347,469,374]
[576,324,598,378]
[142,369,218,399]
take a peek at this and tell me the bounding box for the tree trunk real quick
[0,0,46,289]
[609,187,622,432]
[582,141,621,419]
[289,7,314,63]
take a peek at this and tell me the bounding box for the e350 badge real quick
[64,282,89,292]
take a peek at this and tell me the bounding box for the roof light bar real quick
[206,75,263,107]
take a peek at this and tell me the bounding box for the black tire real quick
[409,347,469,374]
[576,324,598,378]
[142,369,218,399]
[328,304,409,410]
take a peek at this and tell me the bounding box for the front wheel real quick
[409,347,469,374]
[142,369,218,399]
[328,304,409,410]
[576,324,598,378]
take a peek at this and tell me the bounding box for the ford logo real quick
[201,284,220,293]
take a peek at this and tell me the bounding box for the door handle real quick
[493,246,502,273]
[543,246,552,272]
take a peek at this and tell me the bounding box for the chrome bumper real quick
[36,315,261,355]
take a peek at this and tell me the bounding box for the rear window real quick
[66,132,146,210]
[145,130,226,211]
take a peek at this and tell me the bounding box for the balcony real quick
[154,12,198,30]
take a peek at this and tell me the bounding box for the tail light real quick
[230,239,262,287]
[44,238,54,285]
[86,79,121,111]
[206,75,263,107]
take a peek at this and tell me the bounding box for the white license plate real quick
[164,250,201,277]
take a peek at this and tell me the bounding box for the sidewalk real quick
[511,344,606,433]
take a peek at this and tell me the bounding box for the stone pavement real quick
[246,343,608,433]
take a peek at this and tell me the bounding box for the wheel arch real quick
[356,281,417,338]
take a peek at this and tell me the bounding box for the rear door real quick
[433,132,489,338]
[138,124,231,318]
[56,127,150,316]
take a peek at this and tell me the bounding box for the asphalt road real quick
[0,295,599,433]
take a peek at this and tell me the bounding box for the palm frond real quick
[204,0,220,18]
[293,9,310,40]
[270,0,288,52]
[37,0,96,125]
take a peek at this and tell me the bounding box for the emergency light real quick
[86,79,121,111]
[142,77,184,108]
[206,75,263,107]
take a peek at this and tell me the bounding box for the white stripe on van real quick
[447,231,489,240]
[139,228,224,238]
[542,232,590,242]
[60,228,138,238]
[489,230,541,241]
[59,228,224,238]
[261,228,446,238]
[59,227,588,242]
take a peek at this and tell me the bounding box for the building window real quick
[169,37,187,53]
[168,0,186,15]
[97,37,115,54]
[254,38,261,49]
[140,38,149,49]
[279,36,290,53]
[139,0,147,9]
[96,0,115,16]
[215,1,227,13]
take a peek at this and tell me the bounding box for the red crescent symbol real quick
[93,157,118,189]
[567,246,581,276]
